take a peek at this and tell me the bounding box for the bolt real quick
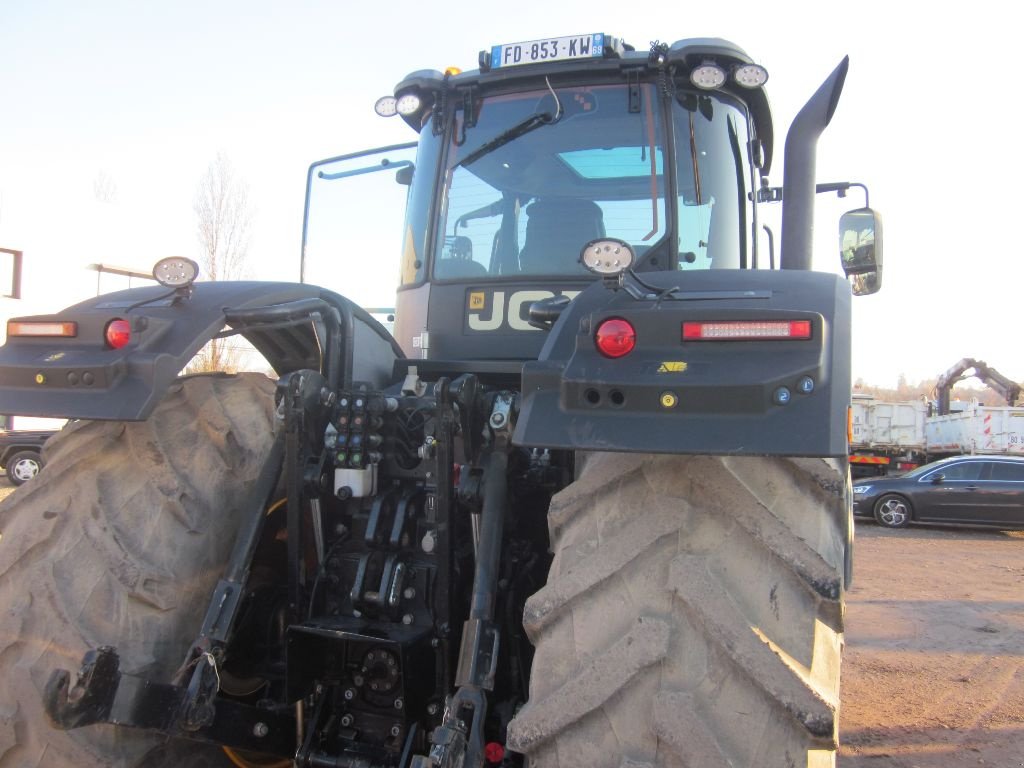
[394,697,404,710]
[490,412,506,427]
[352,609,362,618]
[340,714,354,727]
[427,702,439,716]
[353,674,365,686]
[335,523,348,535]
[390,724,402,737]
[403,587,416,600]
[343,688,356,701]
[402,613,414,625]
[252,722,269,738]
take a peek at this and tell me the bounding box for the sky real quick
[1,0,1021,389]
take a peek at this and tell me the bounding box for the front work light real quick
[153,256,199,288]
[375,96,398,117]
[580,238,635,276]
[396,93,422,116]
[733,63,769,88]
[690,61,727,89]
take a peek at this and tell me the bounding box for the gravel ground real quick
[841,521,1024,767]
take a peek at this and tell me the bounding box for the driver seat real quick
[519,198,605,274]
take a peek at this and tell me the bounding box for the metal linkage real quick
[414,393,515,768]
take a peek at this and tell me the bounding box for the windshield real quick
[432,82,753,280]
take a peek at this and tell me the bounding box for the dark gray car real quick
[853,455,1024,529]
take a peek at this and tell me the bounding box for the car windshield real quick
[432,82,752,280]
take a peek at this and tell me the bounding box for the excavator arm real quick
[935,358,1022,415]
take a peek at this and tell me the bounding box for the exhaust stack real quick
[780,57,849,270]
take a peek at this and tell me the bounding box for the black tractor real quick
[0,34,881,768]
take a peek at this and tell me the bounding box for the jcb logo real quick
[467,289,580,332]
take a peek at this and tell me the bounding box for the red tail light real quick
[595,318,636,358]
[682,320,812,341]
[104,319,131,349]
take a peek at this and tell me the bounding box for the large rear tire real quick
[507,453,849,768]
[0,374,278,768]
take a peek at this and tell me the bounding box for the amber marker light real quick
[7,320,77,338]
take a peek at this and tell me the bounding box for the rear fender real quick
[513,270,851,457]
[0,282,404,421]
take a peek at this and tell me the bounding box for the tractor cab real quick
[303,36,784,363]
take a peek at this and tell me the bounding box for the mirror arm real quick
[815,181,870,208]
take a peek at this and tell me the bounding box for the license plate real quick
[490,33,605,69]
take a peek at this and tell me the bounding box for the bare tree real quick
[187,153,253,373]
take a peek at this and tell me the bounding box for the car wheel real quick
[874,493,912,528]
[6,450,43,486]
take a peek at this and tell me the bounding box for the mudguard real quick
[0,282,404,421]
[513,270,851,458]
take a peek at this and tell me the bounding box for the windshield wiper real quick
[454,111,556,169]
[454,77,563,169]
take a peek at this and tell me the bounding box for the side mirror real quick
[839,207,883,296]
[930,473,945,484]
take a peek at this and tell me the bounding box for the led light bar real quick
[682,320,812,341]
[7,320,78,338]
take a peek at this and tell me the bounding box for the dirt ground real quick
[2,474,1022,766]
[841,521,1024,767]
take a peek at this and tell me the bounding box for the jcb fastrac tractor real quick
[0,34,881,768]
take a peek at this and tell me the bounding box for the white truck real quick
[851,359,1024,477]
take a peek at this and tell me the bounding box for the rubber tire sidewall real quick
[0,373,277,768]
[507,453,848,768]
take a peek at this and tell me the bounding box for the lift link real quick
[412,394,515,768]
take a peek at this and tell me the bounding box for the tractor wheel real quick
[507,453,850,768]
[0,373,278,768]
